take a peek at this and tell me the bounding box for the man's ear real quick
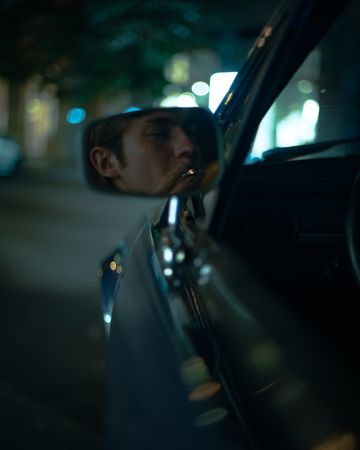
[89,147,121,178]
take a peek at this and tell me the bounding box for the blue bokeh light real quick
[123,106,141,113]
[66,108,86,124]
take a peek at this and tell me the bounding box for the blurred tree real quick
[0,0,217,101]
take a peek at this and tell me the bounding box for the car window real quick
[247,0,360,162]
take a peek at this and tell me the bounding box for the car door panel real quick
[105,222,247,450]
[183,230,359,449]
[105,222,201,450]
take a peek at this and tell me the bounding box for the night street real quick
[0,165,159,449]
[2,0,360,448]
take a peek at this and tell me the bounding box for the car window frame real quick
[209,0,351,238]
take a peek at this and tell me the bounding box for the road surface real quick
[0,165,161,449]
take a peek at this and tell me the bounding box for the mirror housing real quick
[81,107,223,197]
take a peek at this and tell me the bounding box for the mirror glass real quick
[82,107,222,196]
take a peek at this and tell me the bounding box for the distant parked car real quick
[0,135,23,176]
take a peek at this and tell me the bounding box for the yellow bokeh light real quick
[27,99,41,115]
[164,54,190,85]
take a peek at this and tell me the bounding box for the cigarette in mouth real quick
[181,168,197,179]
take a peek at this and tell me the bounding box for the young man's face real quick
[113,110,201,195]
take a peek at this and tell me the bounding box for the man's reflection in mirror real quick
[84,109,210,195]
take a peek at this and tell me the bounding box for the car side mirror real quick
[81,107,223,197]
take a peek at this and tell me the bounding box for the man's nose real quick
[173,128,196,158]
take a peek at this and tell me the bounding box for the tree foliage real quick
[0,0,217,100]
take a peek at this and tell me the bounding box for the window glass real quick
[248,0,360,162]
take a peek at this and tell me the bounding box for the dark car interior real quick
[222,156,360,356]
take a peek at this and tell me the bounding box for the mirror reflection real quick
[82,107,221,196]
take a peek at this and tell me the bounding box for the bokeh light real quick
[160,92,198,107]
[191,81,210,96]
[123,106,141,113]
[66,108,86,124]
[164,53,191,85]
[298,80,313,94]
